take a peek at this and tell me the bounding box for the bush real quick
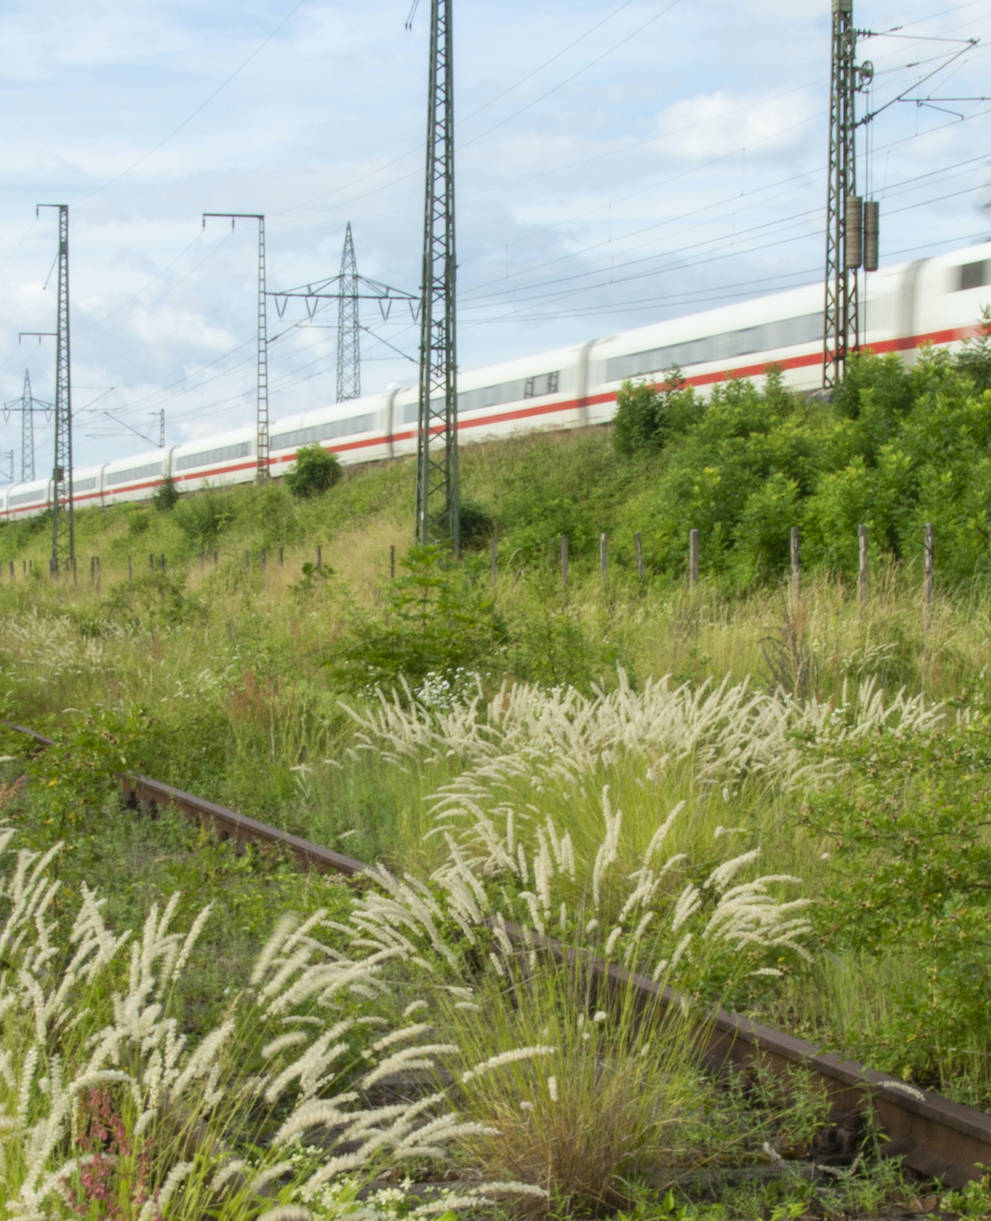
[612,370,697,457]
[284,443,341,498]
[333,543,506,691]
[151,475,180,511]
[174,487,235,549]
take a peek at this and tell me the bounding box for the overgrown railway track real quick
[4,718,990,1194]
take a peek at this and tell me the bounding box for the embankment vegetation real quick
[0,335,990,1218]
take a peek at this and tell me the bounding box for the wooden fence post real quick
[924,523,934,609]
[560,534,569,589]
[491,535,498,588]
[858,524,868,603]
[790,527,800,602]
[600,532,608,580]
[148,553,155,572]
[688,528,699,586]
[389,544,396,580]
[634,531,644,579]
[278,547,284,567]
[316,544,322,570]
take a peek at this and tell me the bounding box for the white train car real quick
[3,240,990,522]
[5,478,52,521]
[587,281,826,421]
[902,244,991,358]
[387,340,594,461]
[171,431,252,494]
[267,392,395,476]
[102,449,173,506]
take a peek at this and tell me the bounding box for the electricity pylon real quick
[270,231,418,402]
[36,204,74,575]
[1,369,53,483]
[415,0,459,552]
[203,213,270,479]
[337,223,361,402]
[21,370,36,482]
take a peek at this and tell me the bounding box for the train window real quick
[271,416,374,450]
[9,489,43,506]
[735,326,763,356]
[957,261,990,292]
[523,371,560,398]
[73,476,98,492]
[106,461,163,486]
[175,442,250,472]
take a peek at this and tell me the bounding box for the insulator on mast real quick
[844,195,863,269]
[863,200,880,272]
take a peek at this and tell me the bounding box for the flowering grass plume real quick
[0,827,546,1219]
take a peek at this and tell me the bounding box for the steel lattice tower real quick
[415,0,460,552]
[203,213,270,479]
[823,0,860,391]
[21,370,35,483]
[337,222,361,402]
[37,204,74,575]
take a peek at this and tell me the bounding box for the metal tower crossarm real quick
[202,213,270,479]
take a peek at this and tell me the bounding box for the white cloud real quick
[655,89,817,162]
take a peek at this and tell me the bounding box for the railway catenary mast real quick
[823,0,876,391]
[36,204,74,576]
[415,0,460,553]
[202,213,270,480]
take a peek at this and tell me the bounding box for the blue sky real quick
[1,0,990,477]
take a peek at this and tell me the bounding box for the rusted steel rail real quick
[0,720,366,878]
[4,718,990,1187]
[497,922,991,1189]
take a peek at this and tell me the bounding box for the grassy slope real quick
[0,424,990,1111]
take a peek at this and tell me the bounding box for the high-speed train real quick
[3,241,990,521]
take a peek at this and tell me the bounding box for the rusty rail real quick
[496,922,991,1188]
[0,720,366,877]
[3,718,990,1186]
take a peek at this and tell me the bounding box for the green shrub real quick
[613,370,697,457]
[151,475,180,511]
[284,443,341,498]
[333,543,506,691]
[801,718,991,1099]
[174,487,235,548]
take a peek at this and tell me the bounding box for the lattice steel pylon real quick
[415,0,460,553]
[37,204,74,575]
[203,213,270,479]
[21,370,36,482]
[337,222,361,402]
[823,0,868,391]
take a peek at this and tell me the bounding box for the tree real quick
[284,444,342,498]
[151,475,180,511]
[612,370,697,457]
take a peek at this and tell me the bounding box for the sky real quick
[1,0,990,481]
